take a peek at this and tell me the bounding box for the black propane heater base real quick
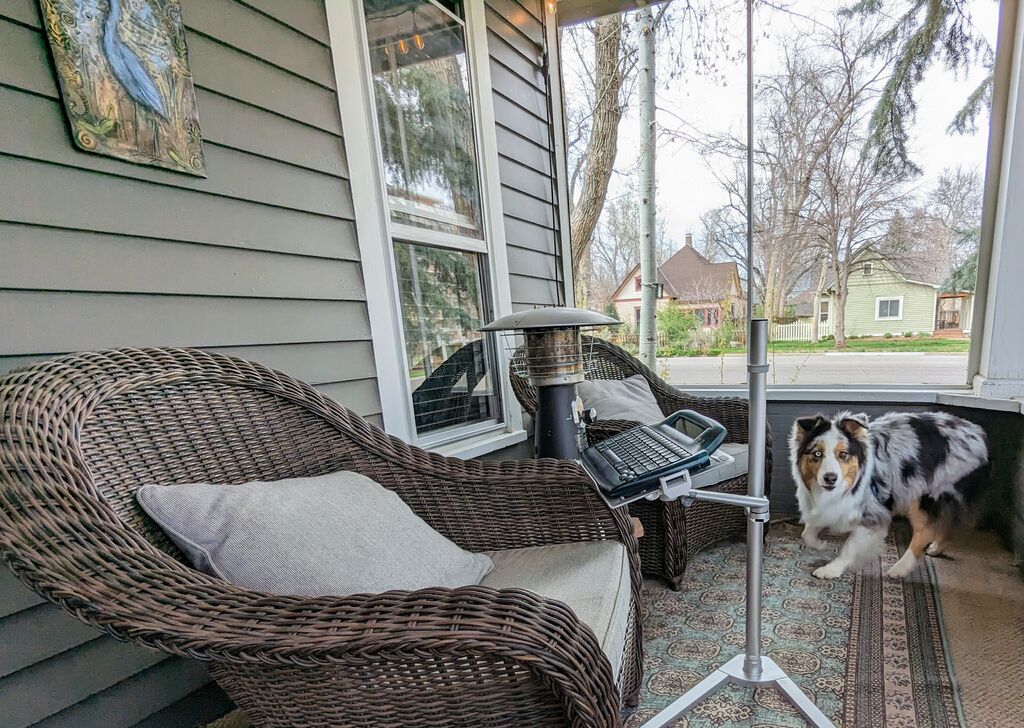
[533,383,582,460]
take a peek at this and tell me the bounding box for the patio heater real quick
[480,307,619,459]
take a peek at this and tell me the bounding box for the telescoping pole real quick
[744,318,769,677]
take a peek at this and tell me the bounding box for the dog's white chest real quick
[797,487,864,533]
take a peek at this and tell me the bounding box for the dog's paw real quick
[886,559,917,578]
[802,534,829,551]
[925,542,944,557]
[813,562,846,580]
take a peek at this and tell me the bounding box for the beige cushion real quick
[481,541,631,681]
[137,471,493,597]
[577,375,664,424]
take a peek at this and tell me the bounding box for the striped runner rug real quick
[624,521,963,728]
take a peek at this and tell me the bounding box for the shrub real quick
[883,332,894,339]
[657,301,699,350]
[903,331,913,338]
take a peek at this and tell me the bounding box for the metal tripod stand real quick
[640,320,835,728]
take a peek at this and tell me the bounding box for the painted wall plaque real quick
[39,0,206,176]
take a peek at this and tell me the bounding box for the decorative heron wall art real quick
[39,0,206,176]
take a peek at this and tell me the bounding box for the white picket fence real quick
[769,320,835,342]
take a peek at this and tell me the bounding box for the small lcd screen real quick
[672,414,706,440]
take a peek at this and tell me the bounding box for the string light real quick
[546,0,556,14]
[397,37,409,54]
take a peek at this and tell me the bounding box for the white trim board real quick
[326,0,413,439]
[325,0,523,451]
[546,4,576,307]
[676,385,1022,414]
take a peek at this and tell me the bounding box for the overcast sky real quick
[571,0,1001,250]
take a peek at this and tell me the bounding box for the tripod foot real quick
[639,656,836,728]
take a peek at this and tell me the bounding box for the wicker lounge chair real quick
[511,335,772,590]
[0,348,643,728]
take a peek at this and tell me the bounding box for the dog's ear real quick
[795,415,825,434]
[839,413,869,437]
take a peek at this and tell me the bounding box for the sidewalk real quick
[662,352,969,386]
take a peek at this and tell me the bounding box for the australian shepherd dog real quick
[789,411,988,579]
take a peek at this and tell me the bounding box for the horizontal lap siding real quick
[486,0,567,309]
[844,274,938,337]
[0,2,377,726]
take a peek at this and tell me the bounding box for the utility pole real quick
[637,5,658,368]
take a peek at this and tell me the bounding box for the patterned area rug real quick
[623,522,964,728]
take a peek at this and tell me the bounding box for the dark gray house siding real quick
[0,1,375,725]
[0,1,382,430]
[0,0,571,725]
[486,0,569,310]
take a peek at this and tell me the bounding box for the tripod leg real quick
[641,668,732,728]
[773,675,836,728]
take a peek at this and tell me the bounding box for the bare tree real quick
[687,22,890,327]
[583,184,672,309]
[563,3,745,279]
[930,165,984,266]
[812,126,909,347]
[566,17,632,277]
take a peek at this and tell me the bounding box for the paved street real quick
[662,352,969,386]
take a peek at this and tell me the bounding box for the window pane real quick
[364,0,483,239]
[394,242,499,434]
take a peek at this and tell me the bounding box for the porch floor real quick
[205,527,1024,728]
[932,529,1024,727]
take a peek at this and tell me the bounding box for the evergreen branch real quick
[948,71,994,134]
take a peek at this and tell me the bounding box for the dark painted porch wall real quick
[494,397,1023,573]
[487,0,569,309]
[0,0,569,726]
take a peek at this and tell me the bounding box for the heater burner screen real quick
[504,329,599,386]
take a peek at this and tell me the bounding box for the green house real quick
[818,257,939,337]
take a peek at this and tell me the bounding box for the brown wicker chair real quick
[0,348,643,728]
[511,335,772,590]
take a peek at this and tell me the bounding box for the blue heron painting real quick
[39,0,206,176]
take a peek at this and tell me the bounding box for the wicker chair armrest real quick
[14,564,620,728]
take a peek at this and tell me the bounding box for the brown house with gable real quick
[610,235,745,329]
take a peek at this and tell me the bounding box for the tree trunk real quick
[637,7,658,368]
[810,260,827,344]
[570,16,625,277]
[834,263,848,348]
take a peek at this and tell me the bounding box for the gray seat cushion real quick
[577,375,664,424]
[481,541,631,681]
[137,471,494,597]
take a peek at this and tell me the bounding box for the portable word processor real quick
[580,410,730,504]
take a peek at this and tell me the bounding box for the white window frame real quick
[326,0,524,454]
[875,296,904,321]
[818,300,829,323]
[863,261,873,276]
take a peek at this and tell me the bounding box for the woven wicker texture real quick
[0,348,644,727]
[511,335,772,589]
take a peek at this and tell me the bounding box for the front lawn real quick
[660,335,970,357]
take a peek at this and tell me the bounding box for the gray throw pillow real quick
[136,471,493,597]
[577,375,664,424]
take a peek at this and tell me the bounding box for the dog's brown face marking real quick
[798,439,825,489]
[834,442,861,491]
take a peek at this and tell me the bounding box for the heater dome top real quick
[480,307,621,332]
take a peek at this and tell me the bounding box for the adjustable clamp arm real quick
[653,470,770,521]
